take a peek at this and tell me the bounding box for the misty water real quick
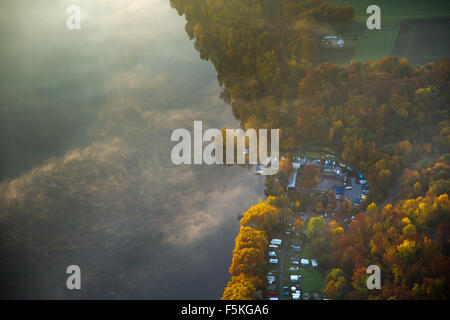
[0,1,265,299]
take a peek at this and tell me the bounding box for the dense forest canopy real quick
[325,156,450,299]
[170,0,450,299]
[171,0,449,200]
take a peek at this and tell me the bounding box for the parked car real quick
[269,244,279,251]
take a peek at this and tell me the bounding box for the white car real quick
[292,290,301,300]
[290,275,300,282]
[270,239,282,246]
[300,259,309,266]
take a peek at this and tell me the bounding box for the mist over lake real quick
[0,0,265,299]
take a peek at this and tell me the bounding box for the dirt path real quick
[277,237,286,299]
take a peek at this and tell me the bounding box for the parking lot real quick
[343,176,365,205]
[316,172,365,204]
[316,175,342,192]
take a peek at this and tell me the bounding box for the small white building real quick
[321,35,344,48]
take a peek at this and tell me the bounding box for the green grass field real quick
[327,0,450,22]
[320,0,450,65]
[392,19,450,65]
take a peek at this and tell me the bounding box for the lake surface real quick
[0,0,265,299]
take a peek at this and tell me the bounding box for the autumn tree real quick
[301,165,321,188]
[324,268,347,299]
[307,217,326,240]
[240,201,279,233]
[222,274,259,300]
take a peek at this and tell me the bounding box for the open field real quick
[321,0,450,65]
[327,0,450,23]
[392,19,450,65]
